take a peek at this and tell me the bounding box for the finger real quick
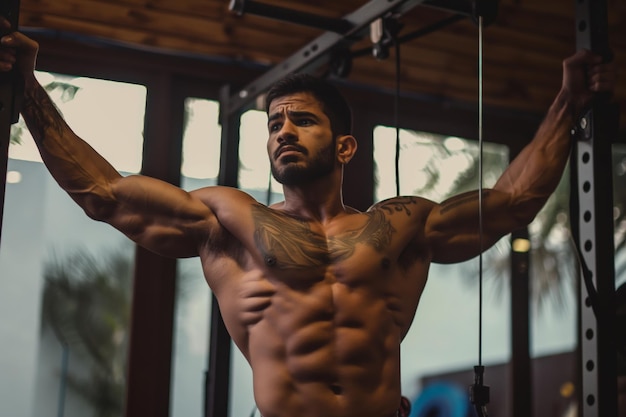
[1,32,37,51]
[0,17,10,32]
[589,77,616,92]
[564,49,598,68]
[0,33,15,47]
[588,64,617,90]
[0,61,13,72]
[0,49,15,71]
[0,49,16,61]
[0,33,21,47]
[588,73,616,92]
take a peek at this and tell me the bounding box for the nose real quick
[277,119,297,143]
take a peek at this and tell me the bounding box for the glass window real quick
[0,72,146,417]
[238,109,284,205]
[528,166,578,358]
[170,98,220,417]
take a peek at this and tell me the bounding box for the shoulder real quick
[190,185,267,242]
[369,195,436,219]
[190,185,258,212]
[367,196,438,251]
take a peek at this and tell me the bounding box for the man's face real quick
[267,92,337,186]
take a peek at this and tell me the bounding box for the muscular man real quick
[0,21,616,417]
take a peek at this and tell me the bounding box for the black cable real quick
[395,39,401,197]
[469,16,489,417]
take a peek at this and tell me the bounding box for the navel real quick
[264,254,278,267]
[329,383,343,395]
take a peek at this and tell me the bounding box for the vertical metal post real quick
[572,1,619,416]
[204,85,241,417]
[510,228,532,417]
[125,73,183,417]
[0,0,21,249]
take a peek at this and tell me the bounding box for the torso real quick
[197,195,434,417]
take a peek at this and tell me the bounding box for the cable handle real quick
[470,365,490,417]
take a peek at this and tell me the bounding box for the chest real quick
[252,208,397,272]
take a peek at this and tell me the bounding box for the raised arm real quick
[0,26,217,258]
[425,50,616,264]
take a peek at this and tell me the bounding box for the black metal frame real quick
[0,0,21,249]
[223,0,479,116]
[0,0,617,416]
[572,1,620,417]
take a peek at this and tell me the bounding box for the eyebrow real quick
[267,110,320,126]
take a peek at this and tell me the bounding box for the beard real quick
[271,141,336,186]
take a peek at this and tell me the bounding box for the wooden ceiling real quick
[18,0,626,132]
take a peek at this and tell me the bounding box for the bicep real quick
[96,175,216,258]
[425,189,521,263]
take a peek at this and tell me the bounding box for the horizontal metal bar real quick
[226,0,432,115]
[420,0,473,16]
[229,0,353,34]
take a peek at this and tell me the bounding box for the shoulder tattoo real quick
[376,196,419,216]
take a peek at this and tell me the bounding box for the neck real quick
[279,173,347,222]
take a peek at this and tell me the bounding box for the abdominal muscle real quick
[230,276,404,417]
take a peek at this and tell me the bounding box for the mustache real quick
[274,144,308,159]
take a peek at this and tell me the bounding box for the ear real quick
[336,135,357,165]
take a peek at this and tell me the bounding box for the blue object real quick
[410,381,472,417]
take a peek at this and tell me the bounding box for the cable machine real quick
[0,1,618,416]
[211,1,620,417]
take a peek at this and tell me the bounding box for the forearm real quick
[21,77,122,216]
[494,90,575,218]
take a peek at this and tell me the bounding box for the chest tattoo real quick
[327,210,394,262]
[252,205,329,269]
[251,205,395,269]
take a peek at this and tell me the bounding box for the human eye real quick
[269,122,282,132]
[296,118,313,126]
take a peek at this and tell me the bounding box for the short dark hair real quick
[265,73,353,136]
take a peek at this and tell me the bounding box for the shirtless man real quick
[0,22,616,417]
